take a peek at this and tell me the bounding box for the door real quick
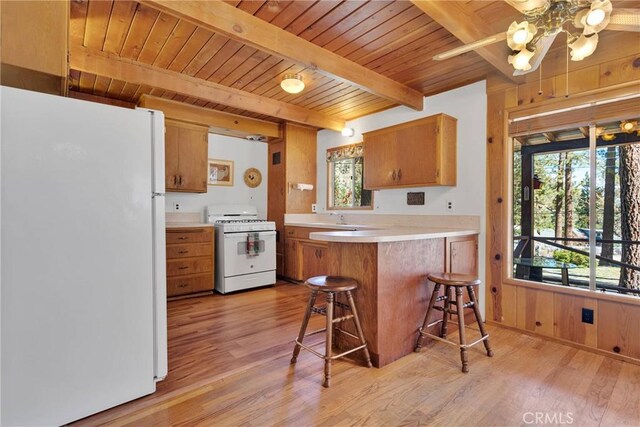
[177,125,208,192]
[1,87,156,426]
[301,241,328,280]
[165,123,180,191]
[363,130,397,189]
[394,117,438,186]
[222,231,276,276]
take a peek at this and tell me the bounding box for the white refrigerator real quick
[0,86,168,426]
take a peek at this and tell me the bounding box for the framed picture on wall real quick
[208,159,234,186]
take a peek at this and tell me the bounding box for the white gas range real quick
[206,205,276,294]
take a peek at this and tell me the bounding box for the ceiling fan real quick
[433,0,640,75]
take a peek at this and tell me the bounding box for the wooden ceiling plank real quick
[152,20,197,68]
[296,1,371,42]
[136,12,180,65]
[121,82,140,101]
[93,75,111,97]
[106,78,126,99]
[83,0,113,50]
[218,50,272,87]
[321,1,413,53]
[236,0,268,15]
[344,15,435,64]
[78,72,97,92]
[139,0,423,110]
[393,52,484,85]
[268,1,316,28]
[166,27,214,73]
[195,38,246,80]
[70,47,345,130]
[181,33,231,77]
[103,1,138,54]
[119,3,160,59]
[410,0,517,82]
[206,44,259,83]
[232,57,285,92]
[69,0,89,47]
[284,1,343,36]
[343,98,396,119]
[364,28,454,73]
[305,1,390,46]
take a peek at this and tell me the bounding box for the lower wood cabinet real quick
[166,227,214,297]
[283,226,340,281]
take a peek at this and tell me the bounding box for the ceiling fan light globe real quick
[508,48,534,71]
[569,33,599,61]
[507,21,536,50]
[280,74,305,94]
[586,8,606,26]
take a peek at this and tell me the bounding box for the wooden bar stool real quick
[415,273,493,373]
[291,275,372,387]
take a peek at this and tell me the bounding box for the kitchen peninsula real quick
[309,226,479,367]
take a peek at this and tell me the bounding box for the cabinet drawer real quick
[167,257,213,277]
[284,226,341,240]
[167,274,213,296]
[166,242,213,259]
[166,228,213,244]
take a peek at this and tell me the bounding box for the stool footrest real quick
[294,338,368,361]
[332,314,354,323]
[417,329,490,349]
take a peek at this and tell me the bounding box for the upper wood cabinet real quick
[363,114,457,189]
[165,120,208,193]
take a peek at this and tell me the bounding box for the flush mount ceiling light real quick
[280,74,305,94]
[341,127,355,137]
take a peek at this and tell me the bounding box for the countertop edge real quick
[309,228,478,243]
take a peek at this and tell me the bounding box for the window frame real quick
[502,91,640,302]
[326,143,373,211]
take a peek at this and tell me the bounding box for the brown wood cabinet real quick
[165,120,208,193]
[268,123,318,275]
[166,227,214,297]
[282,226,341,281]
[363,113,457,189]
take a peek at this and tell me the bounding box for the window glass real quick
[327,146,372,209]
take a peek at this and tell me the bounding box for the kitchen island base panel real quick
[326,239,446,368]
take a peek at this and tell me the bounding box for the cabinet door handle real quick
[392,169,397,181]
[397,168,402,180]
[177,283,188,288]
[178,250,189,254]
[178,266,189,270]
[178,175,183,185]
[178,237,188,240]
[173,175,177,186]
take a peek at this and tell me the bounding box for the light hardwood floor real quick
[74,281,640,426]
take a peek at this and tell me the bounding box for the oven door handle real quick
[223,231,277,239]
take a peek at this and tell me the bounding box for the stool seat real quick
[427,273,481,287]
[304,275,359,292]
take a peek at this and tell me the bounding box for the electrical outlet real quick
[311,203,317,213]
[446,200,454,212]
[173,203,180,211]
[582,308,594,324]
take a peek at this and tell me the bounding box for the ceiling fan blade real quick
[607,8,640,32]
[432,32,506,61]
[513,32,558,76]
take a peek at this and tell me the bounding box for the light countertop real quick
[166,222,214,229]
[283,222,380,230]
[309,227,478,243]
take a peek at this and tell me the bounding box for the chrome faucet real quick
[330,212,347,225]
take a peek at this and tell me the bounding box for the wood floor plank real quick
[73,282,640,426]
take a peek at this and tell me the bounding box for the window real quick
[510,116,640,296]
[327,143,372,209]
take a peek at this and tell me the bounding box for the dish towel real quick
[246,233,260,257]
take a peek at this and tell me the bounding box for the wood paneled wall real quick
[0,0,69,95]
[485,49,640,363]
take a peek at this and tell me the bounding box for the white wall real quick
[317,80,487,307]
[165,134,268,219]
